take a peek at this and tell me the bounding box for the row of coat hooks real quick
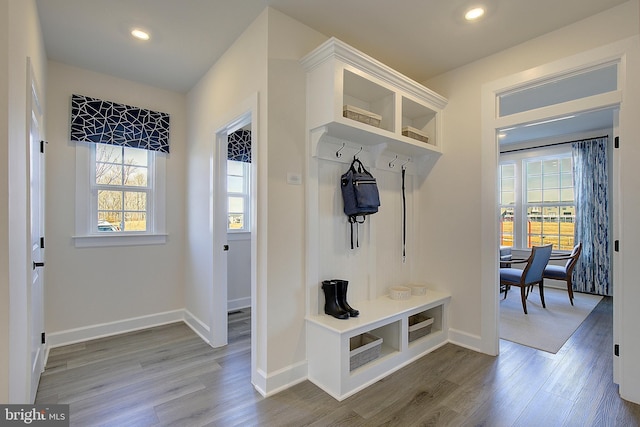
[335,142,410,169]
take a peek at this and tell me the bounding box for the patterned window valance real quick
[228,129,251,163]
[70,94,170,153]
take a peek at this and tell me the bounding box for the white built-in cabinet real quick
[302,37,447,173]
[301,37,451,401]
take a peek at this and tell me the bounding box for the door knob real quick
[33,261,45,269]
[223,245,229,251]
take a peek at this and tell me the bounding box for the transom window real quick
[499,150,575,250]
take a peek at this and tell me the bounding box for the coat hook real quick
[389,155,398,168]
[354,146,363,159]
[401,158,411,170]
[336,142,345,158]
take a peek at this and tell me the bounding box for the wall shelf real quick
[301,37,447,176]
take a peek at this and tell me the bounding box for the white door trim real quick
[28,58,45,403]
[481,39,631,381]
[210,92,258,386]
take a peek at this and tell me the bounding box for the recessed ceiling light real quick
[465,7,485,21]
[131,28,150,41]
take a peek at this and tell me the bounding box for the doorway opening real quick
[496,108,616,353]
[225,122,253,347]
[210,94,258,388]
[481,44,624,366]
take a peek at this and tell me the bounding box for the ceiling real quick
[35,0,628,143]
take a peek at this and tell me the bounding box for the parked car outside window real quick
[98,221,120,232]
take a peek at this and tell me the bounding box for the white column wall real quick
[264,9,326,390]
[185,7,326,394]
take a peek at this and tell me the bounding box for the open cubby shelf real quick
[301,37,447,177]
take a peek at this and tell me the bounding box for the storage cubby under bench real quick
[305,289,450,401]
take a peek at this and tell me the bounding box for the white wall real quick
[185,10,268,339]
[418,0,639,350]
[0,0,9,402]
[263,9,326,390]
[227,233,251,310]
[1,0,47,403]
[44,61,187,339]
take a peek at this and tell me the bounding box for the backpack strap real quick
[349,215,366,249]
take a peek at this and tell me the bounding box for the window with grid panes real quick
[524,156,575,250]
[227,160,250,231]
[499,148,576,251]
[93,143,154,232]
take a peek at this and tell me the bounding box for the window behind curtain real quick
[71,94,168,246]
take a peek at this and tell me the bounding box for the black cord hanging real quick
[401,165,407,263]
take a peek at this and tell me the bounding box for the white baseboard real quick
[228,297,251,312]
[448,328,483,353]
[184,309,211,345]
[253,361,308,398]
[46,309,185,349]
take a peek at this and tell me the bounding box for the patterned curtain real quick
[228,129,251,163]
[70,94,170,153]
[572,137,611,295]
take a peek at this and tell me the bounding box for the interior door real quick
[29,77,45,402]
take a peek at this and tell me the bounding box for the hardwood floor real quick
[36,299,640,426]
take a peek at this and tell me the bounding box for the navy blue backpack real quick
[341,158,381,249]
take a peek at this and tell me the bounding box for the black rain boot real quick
[336,279,359,317]
[322,280,349,319]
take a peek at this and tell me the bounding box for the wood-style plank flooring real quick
[36,299,640,426]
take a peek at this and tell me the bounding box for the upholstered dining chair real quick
[542,242,582,306]
[500,244,553,314]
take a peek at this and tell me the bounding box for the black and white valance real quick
[227,129,251,163]
[70,94,170,153]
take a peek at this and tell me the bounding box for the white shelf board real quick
[306,289,451,334]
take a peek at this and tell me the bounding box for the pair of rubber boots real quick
[322,279,359,319]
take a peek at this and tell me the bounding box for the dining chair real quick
[500,244,553,314]
[542,242,582,306]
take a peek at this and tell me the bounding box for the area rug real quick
[499,287,602,353]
